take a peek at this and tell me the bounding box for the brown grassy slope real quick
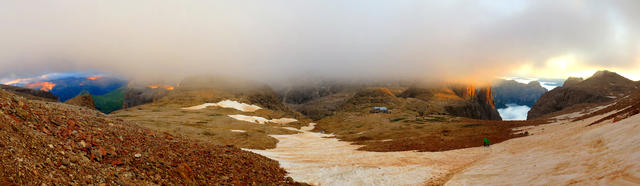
[0,89,297,185]
[113,82,310,149]
[112,102,305,149]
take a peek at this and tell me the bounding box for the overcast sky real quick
[1,0,639,83]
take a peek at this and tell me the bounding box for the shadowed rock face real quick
[447,86,502,121]
[528,70,639,120]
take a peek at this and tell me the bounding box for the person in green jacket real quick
[483,138,490,147]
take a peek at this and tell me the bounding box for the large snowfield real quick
[249,105,640,185]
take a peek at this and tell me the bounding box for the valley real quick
[3,71,639,185]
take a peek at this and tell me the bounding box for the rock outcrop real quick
[64,93,96,109]
[399,85,502,120]
[447,85,502,120]
[527,70,639,120]
[491,80,548,108]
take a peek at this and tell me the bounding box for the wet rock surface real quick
[0,89,297,185]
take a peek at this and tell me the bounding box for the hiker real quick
[483,138,490,147]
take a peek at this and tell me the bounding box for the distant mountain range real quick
[491,80,548,109]
[2,73,127,113]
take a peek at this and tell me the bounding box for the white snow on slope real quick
[246,123,489,185]
[182,100,261,112]
[231,130,246,133]
[228,114,298,124]
[447,110,640,185]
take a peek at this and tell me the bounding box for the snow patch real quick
[448,111,640,185]
[182,100,261,112]
[231,130,246,133]
[228,114,298,124]
[246,123,488,185]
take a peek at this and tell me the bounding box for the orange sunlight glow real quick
[508,54,640,80]
[147,84,175,90]
[4,78,33,85]
[87,75,102,80]
[27,82,56,92]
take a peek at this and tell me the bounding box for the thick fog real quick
[1,0,639,83]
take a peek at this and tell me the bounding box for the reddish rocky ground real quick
[0,89,299,185]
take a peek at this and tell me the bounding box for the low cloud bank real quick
[498,104,531,121]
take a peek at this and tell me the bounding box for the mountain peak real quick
[590,70,622,79]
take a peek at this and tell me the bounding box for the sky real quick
[1,0,639,83]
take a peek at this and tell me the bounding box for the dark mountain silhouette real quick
[492,80,548,108]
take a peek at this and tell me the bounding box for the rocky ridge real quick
[528,70,639,120]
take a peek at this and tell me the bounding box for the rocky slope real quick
[64,93,96,110]
[0,89,298,185]
[491,80,548,108]
[528,70,639,120]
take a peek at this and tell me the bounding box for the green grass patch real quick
[92,87,125,114]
